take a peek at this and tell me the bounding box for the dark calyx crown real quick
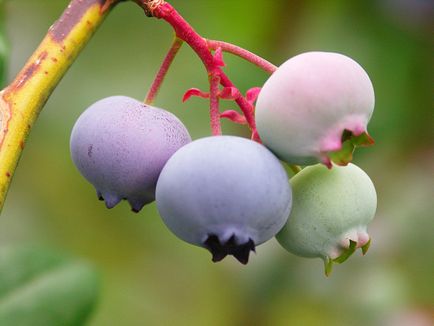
[204,234,255,264]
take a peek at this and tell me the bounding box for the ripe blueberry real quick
[156,136,292,264]
[70,96,191,212]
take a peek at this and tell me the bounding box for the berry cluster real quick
[70,51,376,275]
[70,3,377,275]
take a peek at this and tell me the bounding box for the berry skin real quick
[276,163,377,275]
[255,51,375,168]
[70,96,191,212]
[156,136,292,264]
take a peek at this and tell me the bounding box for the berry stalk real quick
[209,73,222,135]
[145,36,183,105]
[138,1,259,138]
[206,40,277,74]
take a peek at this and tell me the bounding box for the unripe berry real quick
[276,163,377,275]
[156,136,292,264]
[256,51,375,168]
[70,96,191,212]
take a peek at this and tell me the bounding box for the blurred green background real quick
[1,0,433,325]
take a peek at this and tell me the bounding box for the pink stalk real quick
[209,74,222,135]
[219,73,260,141]
[150,2,259,138]
[145,36,183,105]
[153,4,214,70]
[207,40,277,74]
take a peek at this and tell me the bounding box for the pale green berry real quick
[276,163,377,275]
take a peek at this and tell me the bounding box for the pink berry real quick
[255,51,375,168]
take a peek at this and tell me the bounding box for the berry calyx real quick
[204,234,255,264]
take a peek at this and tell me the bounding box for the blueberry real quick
[256,52,375,168]
[156,136,292,264]
[276,163,377,275]
[70,96,191,212]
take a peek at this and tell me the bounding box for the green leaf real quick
[0,246,100,326]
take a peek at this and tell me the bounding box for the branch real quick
[0,0,121,212]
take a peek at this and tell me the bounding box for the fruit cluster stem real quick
[137,1,301,170]
[145,36,183,105]
[206,40,277,74]
[142,1,260,139]
[209,73,222,135]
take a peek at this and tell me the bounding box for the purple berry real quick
[70,96,191,212]
[156,136,292,264]
[256,51,375,168]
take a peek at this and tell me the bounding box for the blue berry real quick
[70,96,191,212]
[156,136,292,264]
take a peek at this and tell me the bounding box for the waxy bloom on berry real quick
[156,136,292,264]
[70,96,191,212]
[255,51,375,168]
[276,163,377,275]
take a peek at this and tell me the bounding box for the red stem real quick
[207,40,277,74]
[152,2,259,139]
[145,36,183,105]
[154,4,214,70]
[219,74,259,140]
[209,74,222,135]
